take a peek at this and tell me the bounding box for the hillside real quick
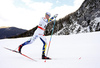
[46,0,100,35]
[0,27,27,39]
[9,26,37,38]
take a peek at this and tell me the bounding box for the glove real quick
[54,14,58,18]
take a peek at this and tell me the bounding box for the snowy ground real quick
[0,32,100,68]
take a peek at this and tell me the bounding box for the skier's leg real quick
[18,40,30,53]
[40,37,47,56]
[39,36,51,59]
[18,35,38,53]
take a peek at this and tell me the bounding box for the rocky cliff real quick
[46,0,100,35]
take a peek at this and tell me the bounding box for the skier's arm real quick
[48,14,58,22]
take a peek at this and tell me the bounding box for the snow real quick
[0,32,100,68]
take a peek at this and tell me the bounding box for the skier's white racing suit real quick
[20,14,57,56]
[29,17,54,44]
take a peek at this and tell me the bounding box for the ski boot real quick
[18,45,23,54]
[42,55,51,59]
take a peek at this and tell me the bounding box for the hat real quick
[45,12,51,17]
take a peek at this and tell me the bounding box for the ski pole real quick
[46,18,56,58]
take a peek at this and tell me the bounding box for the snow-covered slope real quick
[0,32,100,68]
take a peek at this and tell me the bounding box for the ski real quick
[4,47,37,62]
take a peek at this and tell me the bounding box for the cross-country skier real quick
[18,12,58,59]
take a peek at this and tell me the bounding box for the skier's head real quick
[45,12,51,20]
[45,12,51,17]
